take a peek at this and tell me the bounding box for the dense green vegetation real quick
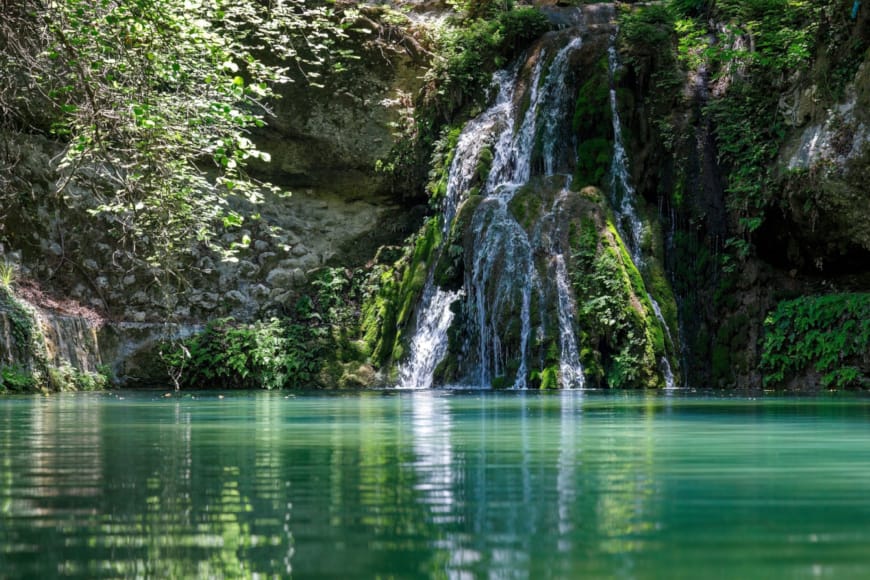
[622,0,867,262]
[164,318,325,390]
[570,205,665,389]
[572,56,613,188]
[1,0,354,272]
[166,266,378,389]
[761,294,870,389]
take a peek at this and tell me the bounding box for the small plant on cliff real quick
[423,6,549,121]
[0,261,16,289]
[0,365,36,393]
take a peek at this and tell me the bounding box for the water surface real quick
[2,390,870,578]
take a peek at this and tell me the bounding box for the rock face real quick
[0,284,202,389]
[614,4,870,389]
[763,61,870,274]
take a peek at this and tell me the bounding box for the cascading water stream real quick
[534,185,585,389]
[607,42,645,266]
[398,281,461,390]
[553,254,585,389]
[401,31,588,389]
[398,73,517,389]
[469,37,584,388]
[647,293,673,346]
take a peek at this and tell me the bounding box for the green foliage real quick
[434,196,483,291]
[360,217,444,369]
[704,81,782,264]
[360,266,403,367]
[508,183,544,232]
[46,363,108,392]
[0,261,16,289]
[165,264,378,389]
[572,56,613,188]
[310,268,355,326]
[761,294,870,389]
[570,217,661,388]
[670,0,709,17]
[620,4,676,58]
[0,0,354,272]
[0,286,115,392]
[427,125,464,205]
[0,286,40,363]
[166,318,325,390]
[661,0,865,263]
[0,365,36,392]
[424,7,549,121]
[536,365,559,390]
[449,0,514,20]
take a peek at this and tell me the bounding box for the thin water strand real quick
[660,355,676,390]
[647,292,676,389]
[554,255,585,389]
[608,41,644,266]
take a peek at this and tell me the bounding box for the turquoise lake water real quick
[2,390,870,578]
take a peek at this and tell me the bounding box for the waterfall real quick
[536,186,585,390]
[400,32,589,389]
[468,193,540,388]
[647,293,673,346]
[647,292,676,389]
[397,71,517,389]
[554,255,585,389]
[398,281,461,389]
[468,37,584,389]
[660,356,676,390]
[607,42,645,266]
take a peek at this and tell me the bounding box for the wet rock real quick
[237,260,259,278]
[251,284,270,300]
[265,267,305,289]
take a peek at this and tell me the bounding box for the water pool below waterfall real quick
[2,390,870,578]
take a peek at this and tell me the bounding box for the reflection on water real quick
[3,392,870,578]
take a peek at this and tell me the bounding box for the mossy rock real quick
[572,55,614,188]
[434,195,484,290]
[567,188,667,388]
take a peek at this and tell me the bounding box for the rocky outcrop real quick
[762,60,870,275]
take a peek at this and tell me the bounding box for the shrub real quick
[761,294,870,389]
[165,318,326,389]
[0,365,36,392]
[426,7,549,120]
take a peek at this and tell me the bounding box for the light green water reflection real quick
[2,391,870,578]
